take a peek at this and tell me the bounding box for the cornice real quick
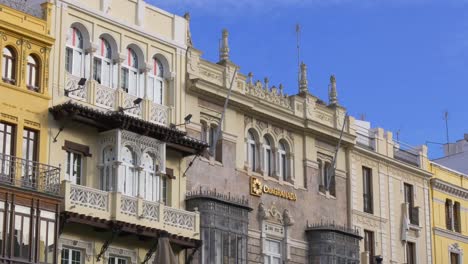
[188,77,356,146]
[61,0,186,50]
[431,178,468,200]
[433,227,468,243]
[353,145,432,180]
[0,23,55,45]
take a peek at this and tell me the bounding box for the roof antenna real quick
[296,24,301,87]
[444,110,450,153]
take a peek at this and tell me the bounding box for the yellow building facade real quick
[430,162,468,264]
[0,2,62,263]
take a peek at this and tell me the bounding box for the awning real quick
[153,232,178,264]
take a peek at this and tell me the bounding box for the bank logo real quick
[251,177,263,196]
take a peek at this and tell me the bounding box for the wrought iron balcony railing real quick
[0,153,61,195]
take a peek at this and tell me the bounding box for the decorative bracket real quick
[187,240,202,264]
[59,213,70,235]
[96,223,122,261]
[141,237,159,264]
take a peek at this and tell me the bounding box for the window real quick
[101,146,115,191]
[161,175,168,205]
[247,130,257,171]
[2,46,16,85]
[66,151,82,185]
[22,129,38,186]
[65,27,85,76]
[406,242,416,264]
[148,57,164,104]
[61,248,82,264]
[263,136,273,176]
[93,37,113,87]
[364,230,375,264]
[121,48,139,95]
[318,158,331,193]
[446,199,453,230]
[13,205,31,260]
[450,252,460,264]
[453,202,461,233]
[39,210,56,263]
[0,122,15,156]
[26,55,40,91]
[120,146,137,196]
[404,183,417,225]
[264,239,282,264]
[278,142,288,181]
[363,167,373,214]
[109,256,127,264]
[141,152,160,202]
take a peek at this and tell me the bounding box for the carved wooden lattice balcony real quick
[63,182,199,237]
[0,153,61,195]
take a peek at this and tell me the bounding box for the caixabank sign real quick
[250,177,297,201]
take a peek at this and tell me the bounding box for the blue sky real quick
[150,0,468,159]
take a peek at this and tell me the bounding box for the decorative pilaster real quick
[299,62,308,95]
[219,29,230,62]
[329,74,338,105]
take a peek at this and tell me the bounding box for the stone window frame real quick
[200,113,222,163]
[104,246,137,264]
[317,152,335,197]
[58,237,94,262]
[449,243,463,264]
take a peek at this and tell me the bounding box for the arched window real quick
[101,146,115,191]
[121,146,137,196]
[2,47,16,85]
[141,152,160,202]
[148,57,164,104]
[93,37,113,87]
[65,27,85,76]
[26,55,39,92]
[278,141,288,181]
[247,130,257,170]
[121,47,139,96]
[263,136,273,176]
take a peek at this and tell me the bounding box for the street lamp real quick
[64,78,87,96]
[118,98,143,113]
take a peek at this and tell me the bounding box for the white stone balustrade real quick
[64,72,170,125]
[61,181,199,238]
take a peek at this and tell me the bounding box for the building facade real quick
[352,120,433,264]
[430,162,468,264]
[45,0,207,263]
[183,30,361,264]
[0,2,61,263]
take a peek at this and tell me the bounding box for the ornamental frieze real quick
[432,179,468,200]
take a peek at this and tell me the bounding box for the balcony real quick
[65,72,170,126]
[61,181,200,238]
[0,153,61,195]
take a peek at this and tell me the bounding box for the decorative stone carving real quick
[299,62,308,94]
[104,247,137,264]
[256,120,268,131]
[283,209,294,226]
[58,238,93,261]
[244,115,253,126]
[329,75,338,105]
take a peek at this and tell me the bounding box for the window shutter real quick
[454,202,461,233]
[102,61,110,87]
[112,63,118,88]
[215,138,222,163]
[446,200,453,230]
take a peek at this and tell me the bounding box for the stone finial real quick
[219,29,230,62]
[184,12,193,47]
[248,72,253,84]
[279,83,284,95]
[329,74,338,105]
[264,77,269,91]
[299,62,308,94]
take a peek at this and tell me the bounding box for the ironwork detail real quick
[96,223,122,262]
